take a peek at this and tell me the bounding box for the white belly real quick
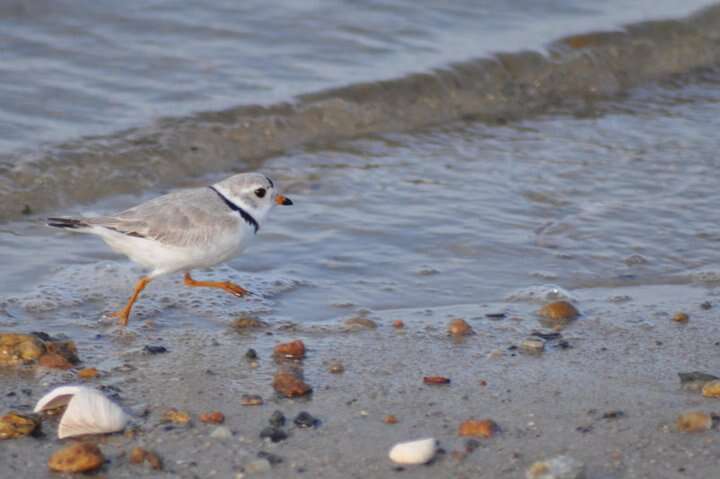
[95,226,252,277]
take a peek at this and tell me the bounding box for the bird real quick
[47,172,293,326]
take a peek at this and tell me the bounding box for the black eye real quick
[254,188,266,198]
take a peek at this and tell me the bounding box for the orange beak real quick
[275,194,293,206]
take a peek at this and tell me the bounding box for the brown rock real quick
[458,419,498,438]
[77,367,99,379]
[48,443,104,473]
[702,380,720,398]
[448,319,473,336]
[537,301,580,321]
[384,415,398,424]
[38,352,73,370]
[0,333,46,366]
[199,411,226,424]
[273,340,306,360]
[676,411,712,433]
[344,317,378,330]
[272,371,312,397]
[672,312,689,323]
[45,340,79,364]
[129,447,162,470]
[423,376,451,385]
[393,320,405,329]
[0,411,41,439]
[231,316,269,330]
[240,394,264,406]
[163,408,191,424]
[327,360,345,374]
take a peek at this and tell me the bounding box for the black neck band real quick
[209,186,259,233]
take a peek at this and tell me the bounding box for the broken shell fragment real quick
[389,438,437,465]
[34,385,129,439]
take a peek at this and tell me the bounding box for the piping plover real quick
[48,172,292,325]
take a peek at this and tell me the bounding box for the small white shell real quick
[34,385,129,439]
[388,437,437,465]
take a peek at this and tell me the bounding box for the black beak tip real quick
[282,197,293,206]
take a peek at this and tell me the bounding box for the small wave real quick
[2,4,720,221]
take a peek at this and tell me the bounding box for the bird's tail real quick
[47,217,90,230]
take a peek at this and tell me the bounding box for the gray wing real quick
[88,187,240,247]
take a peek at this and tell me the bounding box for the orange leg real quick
[112,276,152,326]
[183,272,248,298]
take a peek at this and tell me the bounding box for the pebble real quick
[272,371,312,397]
[393,320,405,329]
[521,337,545,354]
[48,443,105,473]
[676,411,712,433]
[672,312,689,323]
[293,411,318,428]
[423,376,451,385]
[257,451,283,465]
[344,317,378,330]
[388,438,437,465]
[273,340,306,360]
[232,316,269,330]
[537,301,580,321]
[260,427,288,442]
[38,352,74,369]
[327,360,345,374]
[526,455,585,479]
[129,447,163,470]
[210,426,233,440]
[458,419,498,438]
[143,345,168,354]
[0,411,41,439]
[448,319,473,336]
[702,380,720,398]
[701,301,712,310]
[245,458,272,474]
[163,408,191,424]
[269,410,286,428]
[679,371,719,392]
[384,415,399,424]
[241,394,264,406]
[200,411,225,424]
[0,332,77,367]
[77,367,99,379]
[245,349,258,360]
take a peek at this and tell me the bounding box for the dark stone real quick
[679,371,719,384]
[602,410,624,420]
[293,411,319,428]
[245,348,258,360]
[464,439,481,453]
[260,427,287,443]
[257,451,283,465]
[143,345,168,354]
[30,331,52,341]
[531,331,562,340]
[485,313,506,320]
[701,301,712,310]
[269,410,286,428]
[557,340,571,349]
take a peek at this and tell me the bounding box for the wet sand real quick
[2,283,720,478]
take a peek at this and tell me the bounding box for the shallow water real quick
[1,68,719,346]
[0,0,715,153]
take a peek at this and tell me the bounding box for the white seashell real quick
[388,437,437,465]
[34,385,129,439]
